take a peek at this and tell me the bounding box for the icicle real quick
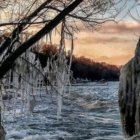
[56,77,63,120]
[56,64,65,120]
[0,83,4,111]
[29,95,37,113]
[57,93,62,120]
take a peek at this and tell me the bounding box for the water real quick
[3,82,125,140]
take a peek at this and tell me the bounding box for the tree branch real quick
[0,0,52,55]
[0,0,84,79]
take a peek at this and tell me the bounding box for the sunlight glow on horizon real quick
[0,1,139,66]
[38,20,139,66]
[71,20,139,66]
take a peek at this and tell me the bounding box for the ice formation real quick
[0,34,73,121]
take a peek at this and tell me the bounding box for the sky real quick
[73,21,139,66]
[50,20,140,66]
[41,1,140,66]
[1,0,140,66]
[71,1,140,66]
[26,0,140,66]
[50,19,139,66]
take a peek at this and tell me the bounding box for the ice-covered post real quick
[119,38,140,139]
[0,106,6,140]
[57,77,63,120]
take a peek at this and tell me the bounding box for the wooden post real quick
[0,107,6,140]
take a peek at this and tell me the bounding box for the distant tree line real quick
[34,44,120,81]
[69,56,120,81]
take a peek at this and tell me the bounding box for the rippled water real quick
[3,82,125,140]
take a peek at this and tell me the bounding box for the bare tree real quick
[0,0,125,122]
[0,0,124,79]
[0,0,126,139]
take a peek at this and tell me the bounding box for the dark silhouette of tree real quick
[0,0,124,79]
[71,56,120,81]
[35,44,120,81]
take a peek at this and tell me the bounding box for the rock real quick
[2,94,12,100]
[119,39,140,137]
[129,134,140,140]
[84,100,109,109]
[58,137,64,140]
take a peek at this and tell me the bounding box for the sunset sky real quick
[48,1,140,66]
[50,19,139,66]
[1,0,140,66]
[68,1,140,66]
[73,21,139,66]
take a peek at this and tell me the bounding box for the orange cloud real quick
[71,21,139,65]
[99,21,140,34]
[76,34,132,45]
[94,54,134,66]
[40,21,138,65]
[77,21,140,35]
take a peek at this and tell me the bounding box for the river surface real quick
[3,82,125,140]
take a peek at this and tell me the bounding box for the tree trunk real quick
[119,39,140,138]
